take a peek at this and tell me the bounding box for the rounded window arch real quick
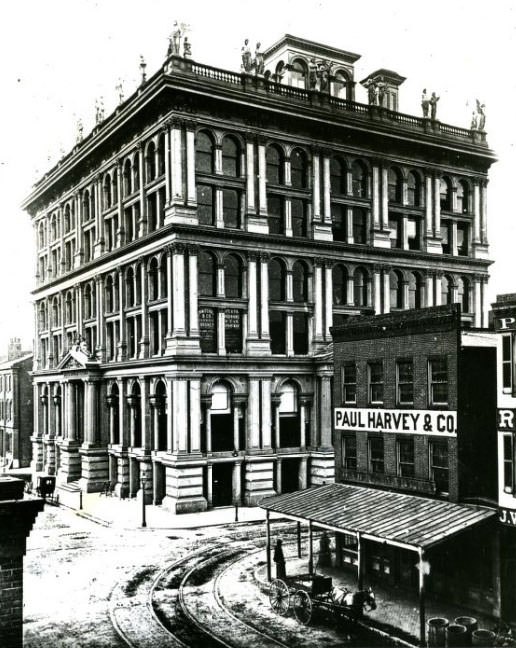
[221,136,240,177]
[456,180,470,214]
[130,381,142,447]
[457,276,470,313]
[103,174,112,209]
[105,275,115,313]
[82,189,91,221]
[50,214,57,241]
[84,282,94,319]
[351,160,368,197]
[353,267,368,307]
[123,159,132,196]
[157,133,166,177]
[65,291,74,324]
[291,58,308,89]
[195,130,215,174]
[408,272,423,309]
[39,301,47,330]
[290,148,308,189]
[292,261,308,303]
[145,141,156,182]
[148,257,159,300]
[440,176,453,211]
[224,254,242,298]
[275,61,285,83]
[388,168,403,203]
[389,270,404,309]
[52,296,60,328]
[269,258,286,301]
[407,171,421,207]
[64,204,72,233]
[39,222,46,248]
[125,267,135,307]
[330,156,347,195]
[199,251,216,297]
[332,69,349,99]
[332,264,348,305]
[441,274,453,305]
[266,144,284,185]
[154,379,167,451]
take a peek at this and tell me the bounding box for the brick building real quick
[22,33,494,513]
[330,305,499,618]
[0,345,33,470]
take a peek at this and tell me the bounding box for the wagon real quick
[268,573,376,626]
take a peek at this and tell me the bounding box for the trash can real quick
[455,616,478,646]
[447,624,467,647]
[471,629,496,647]
[427,617,449,647]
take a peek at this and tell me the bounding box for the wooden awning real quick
[261,483,495,552]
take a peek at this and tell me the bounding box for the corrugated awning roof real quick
[261,483,495,551]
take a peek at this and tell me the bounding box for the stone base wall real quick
[244,460,275,506]
[161,463,207,513]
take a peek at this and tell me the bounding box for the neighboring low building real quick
[491,293,516,626]
[330,304,499,618]
[0,350,33,470]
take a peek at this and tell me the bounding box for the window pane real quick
[332,204,346,242]
[199,307,217,352]
[369,362,384,403]
[342,364,357,404]
[270,311,286,353]
[291,199,307,238]
[353,208,367,244]
[225,308,242,352]
[269,260,284,301]
[222,138,239,176]
[224,256,241,297]
[293,312,308,354]
[197,185,214,225]
[268,195,283,234]
[291,150,307,189]
[266,147,282,184]
[343,435,357,469]
[196,132,213,173]
[223,189,240,229]
[292,263,307,302]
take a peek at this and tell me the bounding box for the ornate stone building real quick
[23,34,494,512]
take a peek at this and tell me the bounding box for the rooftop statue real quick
[139,55,147,84]
[183,36,192,58]
[241,38,252,72]
[254,42,264,75]
[318,59,333,93]
[76,119,84,143]
[170,21,182,55]
[430,92,440,120]
[470,110,478,130]
[476,99,486,131]
[115,79,124,104]
[95,98,104,124]
[377,82,387,107]
[308,58,318,90]
[421,88,429,118]
[365,79,378,105]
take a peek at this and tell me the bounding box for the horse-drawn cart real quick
[269,573,376,626]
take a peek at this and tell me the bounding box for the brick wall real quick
[0,557,23,648]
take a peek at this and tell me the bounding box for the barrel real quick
[471,629,496,647]
[427,617,449,647]
[447,624,467,647]
[454,616,478,646]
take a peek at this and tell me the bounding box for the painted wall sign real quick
[498,409,516,431]
[499,507,516,527]
[334,407,457,435]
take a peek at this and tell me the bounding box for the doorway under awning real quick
[260,483,496,646]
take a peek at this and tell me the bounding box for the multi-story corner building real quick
[331,305,499,618]
[0,341,33,470]
[491,294,516,625]
[22,33,495,513]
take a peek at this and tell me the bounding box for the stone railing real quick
[166,56,486,147]
[340,467,437,494]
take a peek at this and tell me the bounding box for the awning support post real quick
[418,547,426,647]
[357,531,364,590]
[266,509,271,582]
[297,521,302,558]
[308,521,314,574]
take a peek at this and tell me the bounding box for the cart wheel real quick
[269,579,290,616]
[293,589,313,625]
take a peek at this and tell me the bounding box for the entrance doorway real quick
[281,458,300,493]
[212,463,233,507]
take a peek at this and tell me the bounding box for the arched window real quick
[333,265,348,305]
[209,382,234,452]
[292,261,308,303]
[352,161,367,197]
[407,171,421,207]
[440,177,452,211]
[125,267,135,307]
[39,302,47,330]
[146,141,156,182]
[330,157,346,195]
[65,291,74,324]
[108,383,120,444]
[64,204,71,233]
[332,70,348,99]
[84,282,93,319]
[132,155,140,191]
[353,207,368,244]
[50,215,57,241]
[353,268,368,307]
[123,159,132,196]
[291,59,307,89]
[389,270,404,309]
[134,264,142,305]
[290,148,308,189]
[275,61,285,83]
[456,180,469,214]
[103,174,112,209]
[39,223,45,248]
[222,136,240,177]
[130,382,141,447]
[388,168,403,203]
[157,133,166,177]
[199,251,216,297]
[441,274,453,305]
[82,189,91,221]
[266,145,283,185]
[224,255,241,298]
[105,275,115,313]
[269,259,285,301]
[112,172,119,203]
[408,272,423,309]
[159,255,167,299]
[52,297,60,328]
[457,276,470,312]
[148,257,159,300]
[195,131,214,174]
[154,380,167,451]
[278,381,301,448]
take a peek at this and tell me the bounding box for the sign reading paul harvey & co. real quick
[334,408,457,435]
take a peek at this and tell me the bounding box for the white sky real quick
[1,0,515,352]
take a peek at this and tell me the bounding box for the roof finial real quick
[139,56,147,84]
[76,119,84,143]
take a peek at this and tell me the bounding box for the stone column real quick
[312,150,321,221]
[434,273,442,306]
[166,377,173,452]
[164,125,171,204]
[426,273,434,307]
[232,462,242,505]
[117,269,126,361]
[383,268,391,314]
[299,457,308,490]
[425,171,433,239]
[346,206,354,243]
[170,120,184,204]
[185,125,196,207]
[272,397,280,450]
[67,382,76,442]
[173,379,188,453]
[138,146,146,236]
[261,378,272,450]
[139,263,148,358]
[189,378,201,454]
[286,314,294,357]
[218,311,225,355]
[84,380,98,446]
[372,163,381,229]
[248,379,260,450]
[474,275,483,327]
[247,253,258,340]
[260,254,270,341]
[299,401,307,449]
[433,174,441,237]
[373,266,382,314]
[246,138,256,214]
[324,263,333,340]
[166,248,173,337]
[322,155,331,224]
[381,165,389,229]
[473,180,481,243]
[95,276,105,360]
[206,464,213,507]
[314,262,324,342]
[258,140,267,216]
[275,459,282,494]
[284,199,293,237]
[319,375,333,448]
[480,180,488,245]
[188,246,200,342]
[233,403,242,451]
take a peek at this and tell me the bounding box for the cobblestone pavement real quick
[23,503,218,647]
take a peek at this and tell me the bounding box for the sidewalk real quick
[57,490,281,530]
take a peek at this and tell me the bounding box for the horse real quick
[331,585,376,620]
